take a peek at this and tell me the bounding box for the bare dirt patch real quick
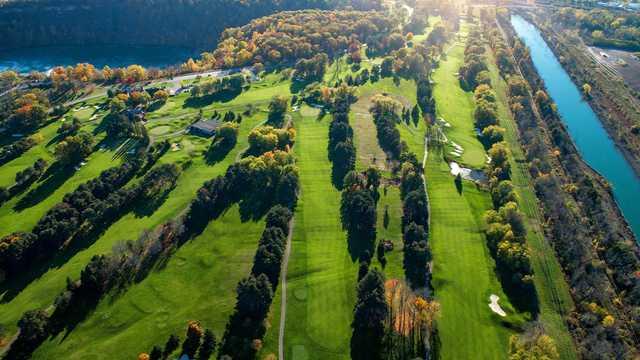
[589,46,640,92]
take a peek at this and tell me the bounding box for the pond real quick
[0,45,200,73]
[511,14,640,239]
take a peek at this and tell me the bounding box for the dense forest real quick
[0,0,382,50]
[202,9,401,70]
[554,8,640,50]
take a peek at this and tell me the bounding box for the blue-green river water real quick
[0,45,198,74]
[511,15,640,239]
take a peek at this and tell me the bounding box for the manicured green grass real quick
[485,48,577,360]
[0,101,113,237]
[0,99,108,188]
[427,22,528,359]
[432,24,486,169]
[426,152,523,360]
[279,107,358,359]
[0,145,115,238]
[34,204,266,359]
[374,185,404,280]
[146,73,290,122]
[0,78,286,350]
[0,111,265,339]
[324,51,373,85]
[0,124,57,188]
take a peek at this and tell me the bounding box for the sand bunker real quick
[489,294,506,317]
[436,117,452,128]
[449,162,486,183]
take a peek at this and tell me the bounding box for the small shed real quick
[189,119,221,137]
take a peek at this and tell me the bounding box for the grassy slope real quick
[278,108,357,359]
[30,78,289,358]
[0,123,56,188]
[432,24,486,169]
[34,204,265,359]
[429,22,525,359]
[427,154,520,360]
[0,77,288,351]
[485,48,577,359]
[0,142,115,239]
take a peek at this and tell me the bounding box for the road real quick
[278,217,295,360]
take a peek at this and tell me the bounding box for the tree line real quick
[0,158,47,207]
[204,10,401,70]
[495,11,640,357]
[369,94,405,160]
[459,24,536,310]
[399,155,431,289]
[0,160,180,283]
[0,137,37,167]
[218,205,294,358]
[327,85,358,188]
[5,142,299,358]
[246,125,296,157]
[190,73,248,98]
[0,90,50,135]
[139,320,217,360]
[554,7,640,51]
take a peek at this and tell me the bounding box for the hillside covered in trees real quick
[0,0,382,50]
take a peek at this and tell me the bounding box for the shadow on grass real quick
[0,202,139,304]
[14,162,77,211]
[205,139,236,165]
[289,79,311,94]
[495,268,540,318]
[183,88,242,108]
[46,132,67,147]
[132,190,172,218]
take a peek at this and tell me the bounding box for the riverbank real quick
[513,9,640,180]
[498,13,640,357]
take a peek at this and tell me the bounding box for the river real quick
[0,45,199,74]
[511,14,640,239]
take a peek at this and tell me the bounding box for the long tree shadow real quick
[0,197,146,303]
[14,162,77,211]
[132,190,173,218]
[183,88,243,108]
[205,139,236,165]
[495,267,540,317]
[289,79,312,94]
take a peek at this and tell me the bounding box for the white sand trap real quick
[450,151,461,157]
[489,294,506,317]
[450,141,464,152]
[171,143,181,152]
[449,162,487,183]
[437,117,452,128]
[450,162,467,177]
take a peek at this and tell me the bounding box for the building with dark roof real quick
[188,119,221,137]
